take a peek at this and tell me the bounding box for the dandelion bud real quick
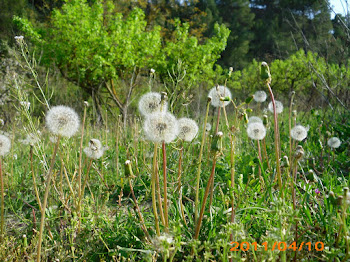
[205,123,212,132]
[328,191,337,205]
[263,115,268,126]
[207,96,212,103]
[83,101,89,107]
[23,234,28,248]
[124,160,135,178]
[229,67,233,72]
[337,196,343,206]
[211,132,223,151]
[294,145,304,160]
[45,105,80,138]
[306,169,316,182]
[0,134,11,156]
[208,85,232,107]
[150,68,155,74]
[245,95,254,104]
[260,62,271,82]
[327,137,341,149]
[282,156,289,167]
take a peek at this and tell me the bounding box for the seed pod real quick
[260,62,271,82]
[124,160,135,178]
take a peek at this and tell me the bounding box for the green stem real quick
[36,136,60,262]
[194,153,218,239]
[0,157,4,243]
[266,82,283,198]
[162,141,169,229]
[194,99,211,224]
[152,143,160,236]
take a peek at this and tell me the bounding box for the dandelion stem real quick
[162,141,169,229]
[266,82,283,198]
[152,143,160,236]
[288,92,295,177]
[128,178,151,243]
[194,153,218,239]
[177,145,187,226]
[194,99,211,224]
[0,157,4,243]
[30,146,42,213]
[78,105,87,214]
[37,136,60,262]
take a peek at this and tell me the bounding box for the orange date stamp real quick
[230,241,324,252]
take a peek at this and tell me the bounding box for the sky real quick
[329,0,349,17]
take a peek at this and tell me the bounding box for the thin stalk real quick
[162,141,169,229]
[78,105,87,211]
[79,159,93,213]
[194,153,218,239]
[257,140,263,184]
[288,92,295,177]
[30,146,42,212]
[128,178,151,242]
[194,99,211,223]
[177,146,187,226]
[266,82,283,198]
[262,138,270,170]
[0,157,4,242]
[152,143,160,236]
[36,136,60,262]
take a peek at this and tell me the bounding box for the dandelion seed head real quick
[248,116,263,124]
[143,112,179,143]
[247,122,266,140]
[291,125,308,141]
[178,118,198,142]
[253,91,267,103]
[206,123,212,132]
[208,85,232,107]
[84,138,105,159]
[138,92,167,116]
[0,134,11,156]
[268,100,283,114]
[46,105,80,137]
[152,234,174,252]
[327,137,341,148]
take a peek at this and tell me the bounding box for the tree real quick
[14,0,229,124]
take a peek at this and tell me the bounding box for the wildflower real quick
[248,116,263,124]
[0,134,11,156]
[327,137,341,149]
[138,92,167,116]
[14,35,24,44]
[150,68,155,74]
[84,139,105,159]
[253,91,267,103]
[315,189,321,194]
[178,118,198,142]
[268,100,283,114]
[206,123,212,132]
[247,122,266,140]
[20,101,30,110]
[291,125,308,141]
[143,112,179,143]
[45,105,80,138]
[208,85,232,107]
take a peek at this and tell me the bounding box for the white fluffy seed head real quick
[291,125,308,141]
[208,85,232,107]
[247,122,266,140]
[268,100,283,114]
[206,123,212,132]
[143,112,179,143]
[0,134,11,156]
[83,139,105,159]
[253,91,267,103]
[138,92,167,116]
[248,116,263,124]
[327,137,341,148]
[45,106,80,137]
[178,118,198,142]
